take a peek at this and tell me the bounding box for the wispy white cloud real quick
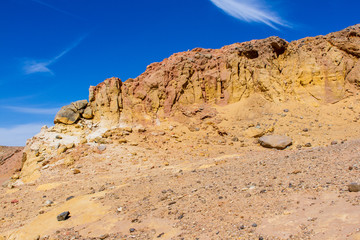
[209,0,289,29]
[4,106,60,115]
[24,60,53,75]
[23,35,87,75]
[31,0,82,19]
[0,123,49,146]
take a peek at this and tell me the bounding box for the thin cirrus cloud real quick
[0,123,49,146]
[209,0,289,30]
[4,106,60,115]
[23,35,87,75]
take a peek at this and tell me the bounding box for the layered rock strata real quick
[54,25,360,127]
[17,24,360,183]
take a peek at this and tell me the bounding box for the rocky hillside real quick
[1,24,360,240]
[54,24,360,126]
[16,24,360,183]
[0,146,23,186]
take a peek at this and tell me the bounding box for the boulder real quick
[72,100,88,110]
[54,104,80,125]
[54,100,91,124]
[259,135,292,150]
[82,106,93,119]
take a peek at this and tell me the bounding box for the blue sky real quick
[0,0,359,146]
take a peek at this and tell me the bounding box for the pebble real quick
[98,145,107,151]
[99,234,109,239]
[245,193,252,198]
[73,169,81,174]
[44,200,53,207]
[252,223,258,227]
[157,232,165,238]
[57,211,70,221]
[331,140,338,145]
[66,196,74,201]
[348,183,360,192]
[304,143,312,147]
[129,228,135,233]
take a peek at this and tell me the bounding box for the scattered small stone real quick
[252,223,258,227]
[98,145,107,151]
[118,139,127,144]
[57,211,70,221]
[11,199,19,204]
[66,143,75,149]
[244,127,264,138]
[73,169,81,174]
[99,234,109,239]
[42,165,49,170]
[245,193,252,198]
[39,210,45,214]
[57,145,67,154]
[98,185,106,192]
[232,137,239,142]
[117,207,123,212]
[302,128,309,132]
[283,109,289,112]
[11,174,20,180]
[348,183,360,192]
[331,140,338,145]
[66,196,74,201]
[239,225,245,230]
[44,200,53,207]
[259,237,264,240]
[129,228,135,233]
[138,127,146,133]
[157,232,165,238]
[304,143,312,147]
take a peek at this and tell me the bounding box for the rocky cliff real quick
[15,24,360,183]
[55,24,360,126]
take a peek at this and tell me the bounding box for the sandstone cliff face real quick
[54,24,359,126]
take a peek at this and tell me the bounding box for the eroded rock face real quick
[89,77,122,127]
[64,24,360,126]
